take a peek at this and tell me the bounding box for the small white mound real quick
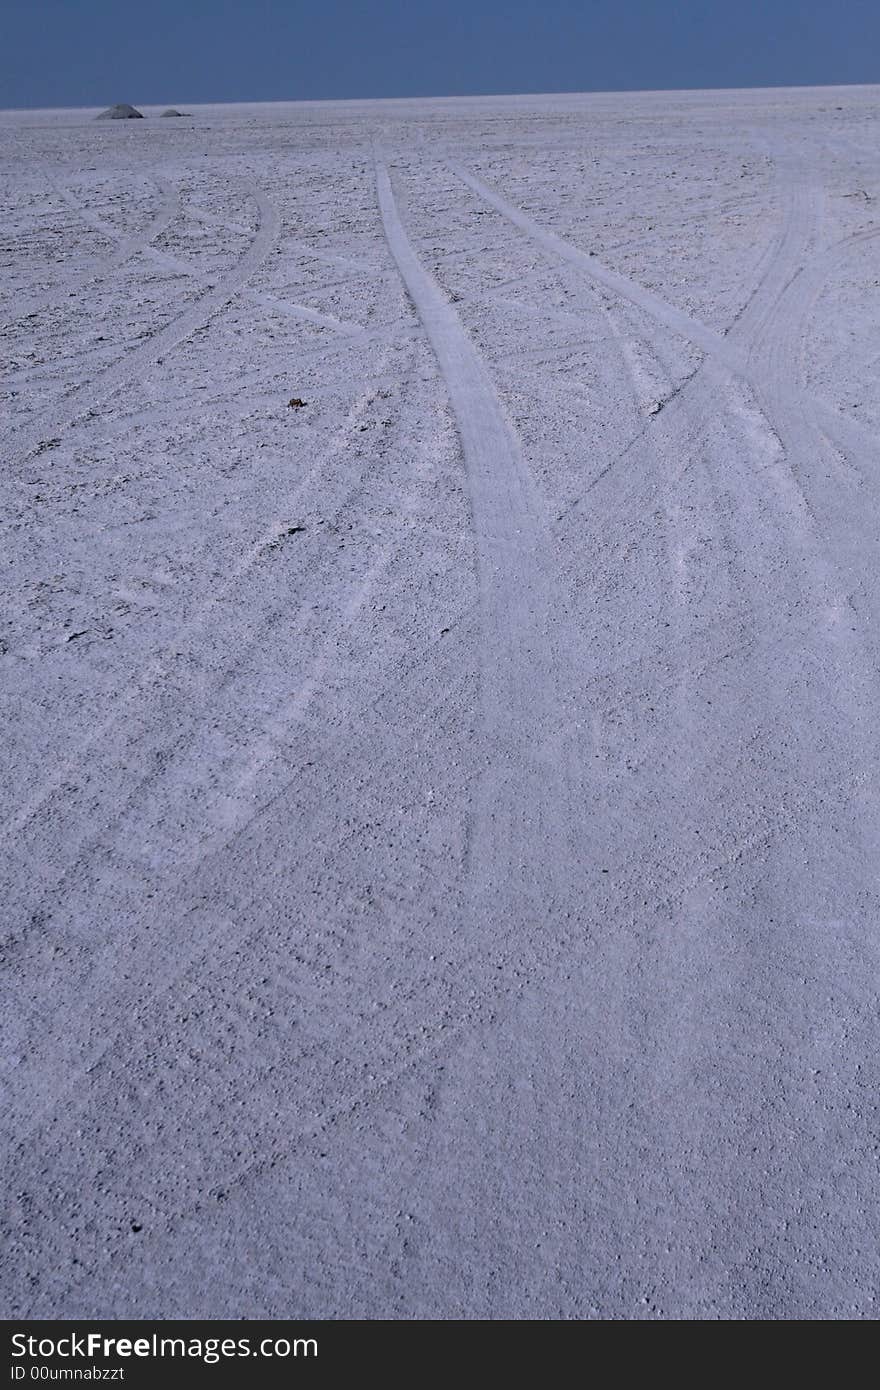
[96,103,143,120]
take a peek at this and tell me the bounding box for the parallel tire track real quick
[4,152,606,1255]
[375,154,578,919]
[0,342,402,861]
[1,316,468,1150]
[447,158,880,469]
[422,139,880,1320]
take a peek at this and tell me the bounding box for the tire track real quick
[9,110,880,1319]
[52,183,366,337]
[1,313,489,1261]
[6,178,183,325]
[0,152,602,1255]
[401,139,880,1316]
[188,204,383,276]
[0,341,404,864]
[52,147,868,1228]
[0,324,464,1142]
[139,243,364,337]
[0,622,478,1146]
[375,153,581,928]
[52,177,375,334]
[448,149,880,685]
[1,213,411,874]
[3,188,281,468]
[447,158,880,470]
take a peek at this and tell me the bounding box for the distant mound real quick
[160,108,188,118]
[96,104,143,120]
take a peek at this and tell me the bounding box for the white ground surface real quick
[2,87,880,1319]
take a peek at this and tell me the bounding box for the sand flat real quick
[2,87,880,1318]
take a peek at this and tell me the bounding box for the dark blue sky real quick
[2,0,879,109]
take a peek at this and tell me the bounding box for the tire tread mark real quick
[447,158,879,467]
[3,189,281,467]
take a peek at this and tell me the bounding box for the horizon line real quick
[3,77,879,116]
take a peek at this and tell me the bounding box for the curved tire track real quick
[7,178,183,325]
[0,327,460,1148]
[447,158,879,468]
[376,154,580,929]
[416,141,880,1317]
[3,189,281,469]
[0,340,403,861]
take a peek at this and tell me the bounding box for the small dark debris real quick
[130,1221,142,1233]
[287,397,307,409]
[267,524,306,551]
[64,630,88,643]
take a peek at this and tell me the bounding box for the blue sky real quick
[2,0,878,109]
